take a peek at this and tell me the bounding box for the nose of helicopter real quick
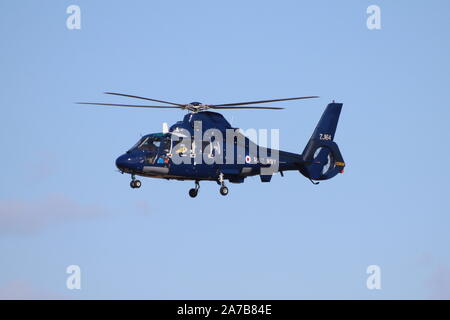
[115,154,130,171]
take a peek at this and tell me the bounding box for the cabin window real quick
[161,136,171,154]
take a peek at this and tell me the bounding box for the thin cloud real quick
[428,264,450,299]
[0,280,65,300]
[0,194,105,235]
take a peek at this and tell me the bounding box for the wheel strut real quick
[130,174,141,189]
[189,180,200,198]
[218,173,229,196]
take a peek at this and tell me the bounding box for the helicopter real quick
[78,92,346,197]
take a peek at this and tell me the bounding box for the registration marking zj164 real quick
[319,133,332,141]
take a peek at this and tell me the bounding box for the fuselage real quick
[115,132,303,183]
[115,111,306,183]
[115,103,346,187]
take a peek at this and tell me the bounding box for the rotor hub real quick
[185,102,209,112]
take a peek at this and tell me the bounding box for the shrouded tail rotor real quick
[299,102,345,181]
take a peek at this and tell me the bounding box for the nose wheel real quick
[189,180,200,198]
[219,186,228,196]
[130,175,141,189]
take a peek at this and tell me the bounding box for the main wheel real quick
[130,180,141,189]
[189,188,198,198]
[219,186,228,196]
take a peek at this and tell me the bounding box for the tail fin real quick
[300,102,345,181]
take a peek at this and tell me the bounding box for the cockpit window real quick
[138,137,161,152]
[129,137,145,151]
[128,133,169,153]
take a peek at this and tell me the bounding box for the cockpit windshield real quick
[128,133,169,153]
[138,137,160,152]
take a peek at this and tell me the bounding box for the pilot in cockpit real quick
[138,137,161,153]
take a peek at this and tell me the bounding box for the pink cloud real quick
[428,264,450,299]
[0,280,65,300]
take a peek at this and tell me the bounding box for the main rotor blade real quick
[104,92,184,106]
[77,102,181,109]
[209,106,284,110]
[210,96,319,107]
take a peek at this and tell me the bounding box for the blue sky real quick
[0,0,449,299]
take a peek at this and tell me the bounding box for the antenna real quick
[162,122,169,133]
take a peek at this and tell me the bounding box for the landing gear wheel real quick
[130,180,141,189]
[219,186,229,196]
[189,188,198,198]
[218,173,228,196]
[189,180,200,198]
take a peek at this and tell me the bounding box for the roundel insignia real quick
[245,155,251,164]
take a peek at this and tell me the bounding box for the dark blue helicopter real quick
[78,93,345,197]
